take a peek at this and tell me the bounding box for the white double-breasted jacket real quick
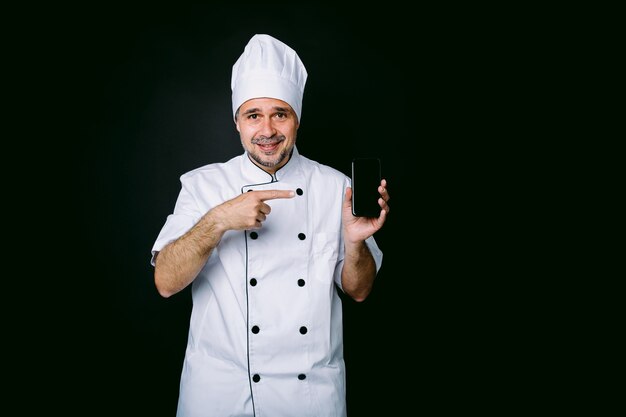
[152,147,382,417]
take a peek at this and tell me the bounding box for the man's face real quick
[235,98,299,173]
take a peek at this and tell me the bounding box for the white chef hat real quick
[231,34,308,122]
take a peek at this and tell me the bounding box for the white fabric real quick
[151,147,382,417]
[231,34,308,122]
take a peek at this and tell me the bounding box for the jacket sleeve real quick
[150,175,203,266]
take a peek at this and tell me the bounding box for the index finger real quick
[255,189,296,201]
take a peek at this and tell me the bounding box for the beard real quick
[246,135,294,169]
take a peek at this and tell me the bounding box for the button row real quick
[247,188,303,195]
[249,278,306,287]
[249,326,308,335]
[249,232,307,240]
[252,373,306,383]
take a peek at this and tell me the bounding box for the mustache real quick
[251,135,285,145]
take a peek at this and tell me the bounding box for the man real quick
[151,33,390,417]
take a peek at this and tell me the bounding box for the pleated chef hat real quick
[231,34,308,122]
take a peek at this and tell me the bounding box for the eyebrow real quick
[241,106,291,116]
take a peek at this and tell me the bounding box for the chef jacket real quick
[151,146,383,417]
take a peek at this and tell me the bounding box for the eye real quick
[275,112,287,119]
[247,114,259,120]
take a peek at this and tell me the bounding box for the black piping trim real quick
[243,226,256,416]
[241,179,281,416]
[242,149,297,414]
[245,148,294,182]
[246,154,277,182]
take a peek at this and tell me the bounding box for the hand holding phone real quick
[351,157,382,217]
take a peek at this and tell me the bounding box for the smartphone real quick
[351,157,382,217]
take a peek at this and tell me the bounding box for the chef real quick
[151,34,390,417]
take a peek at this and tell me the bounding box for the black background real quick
[16,3,549,416]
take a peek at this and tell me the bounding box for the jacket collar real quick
[241,146,302,184]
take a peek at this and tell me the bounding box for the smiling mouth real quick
[258,142,279,152]
[252,136,284,153]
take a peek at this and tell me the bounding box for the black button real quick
[299,326,308,335]
[296,188,303,196]
[250,231,258,239]
[297,279,305,287]
[298,233,306,240]
[251,325,260,334]
[298,374,306,380]
[253,374,260,383]
[250,278,257,286]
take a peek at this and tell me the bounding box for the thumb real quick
[344,186,352,207]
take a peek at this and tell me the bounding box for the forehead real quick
[239,97,293,113]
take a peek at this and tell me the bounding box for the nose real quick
[258,117,277,138]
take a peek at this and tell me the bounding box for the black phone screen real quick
[351,157,381,217]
